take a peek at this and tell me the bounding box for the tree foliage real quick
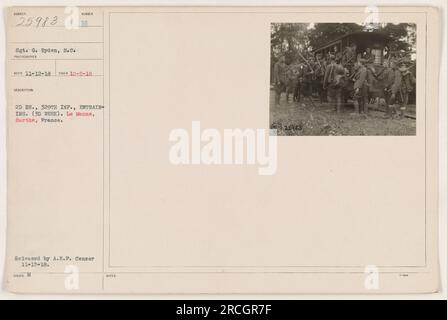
[270,22,416,66]
[378,23,416,52]
[270,23,307,64]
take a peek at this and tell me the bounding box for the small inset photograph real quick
[270,23,417,136]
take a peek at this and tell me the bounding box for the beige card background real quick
[5,6,439,294]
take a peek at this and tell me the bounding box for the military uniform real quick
[313,60,325,103]
[284,65,295,104]
[323,60,345,112]
[392,63,415,118]
[273,58,287,105]
[301,63,314,98]
[352,63,369,114]
[400,69,416,108]
[292,63,302,102]
[286,63,301,104]
[361,50,377,78]
[378,63,398,117]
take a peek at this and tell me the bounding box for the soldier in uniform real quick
[400,61,416,106]
[361,47,377,76]
[352,58,369,114]
[301,59,315,101]
[392,60,416,118]
[379,59,398,118]
[358,47,375,65]
[292,61,303,102]
[333,45,342,63]
[323,55,345,113]
[320,57,328,103]
[313,54,326,104]
[285,63,296,104]
[273,55,287,107]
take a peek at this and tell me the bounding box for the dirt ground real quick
[270,90,416,136]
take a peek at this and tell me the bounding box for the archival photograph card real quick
[4,6,440,294]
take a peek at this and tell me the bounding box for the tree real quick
[271,23,307,64]
[270,22,416,69]
[378,23,415,53]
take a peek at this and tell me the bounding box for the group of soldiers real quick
[272,43,416,119]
